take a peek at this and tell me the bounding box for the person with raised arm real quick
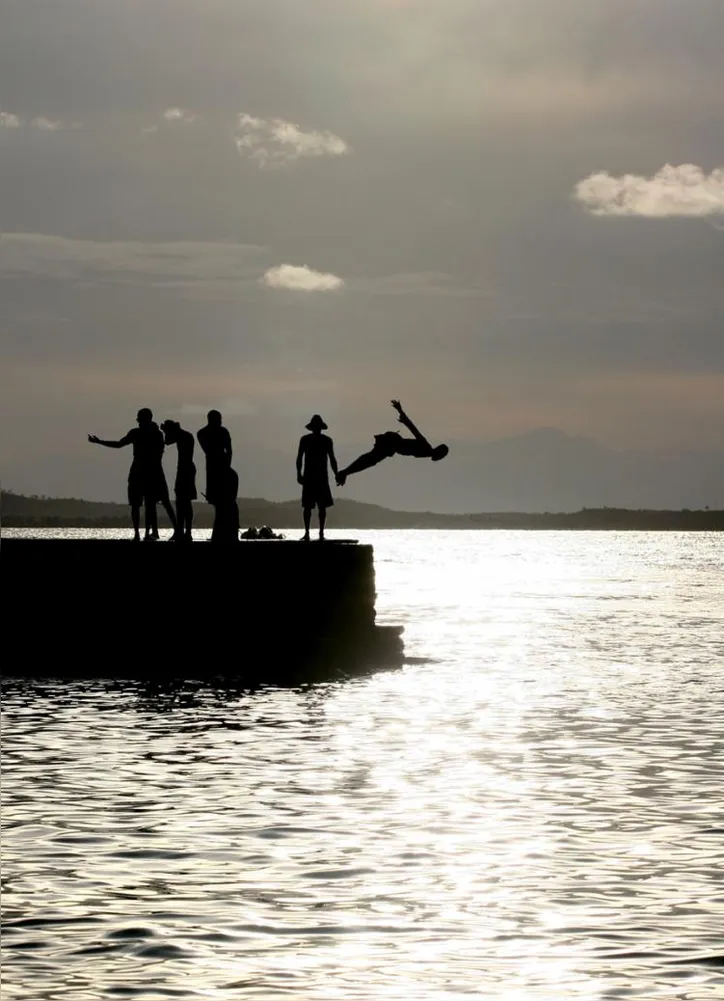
[88,407,178,541]
[335,400,449,487]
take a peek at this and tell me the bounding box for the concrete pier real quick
[0,539,404,684]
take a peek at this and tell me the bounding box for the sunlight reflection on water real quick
[2,530,724,999]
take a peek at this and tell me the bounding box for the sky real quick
[1,0,723,505]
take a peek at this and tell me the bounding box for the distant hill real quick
[7,427,724,513]
[2,491,723,531]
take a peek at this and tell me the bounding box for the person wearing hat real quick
[160,419,197,542]
[335,399,449,486]
[296,414,339,541]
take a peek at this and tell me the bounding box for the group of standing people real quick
[89,400,449,542]
[88,408,238,542]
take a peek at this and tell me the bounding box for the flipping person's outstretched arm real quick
[390,400,431,448]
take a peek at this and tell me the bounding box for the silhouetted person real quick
[211,464,240,542]
[336,400,449,486]
[196,410,232,506]
[296,415,338,542]
[160,420,197,542]
[196,410,239,542]
[88,408,178,541]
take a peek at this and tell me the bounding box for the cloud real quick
[179,397,257,417]
[0,234,268,296]
[358,271,495,298]
[30,117,64,131]
[163,107,197,124]
[0,110,79,131]
[234,113,349,167]
[575,164,724,218]
[261,264,344,292]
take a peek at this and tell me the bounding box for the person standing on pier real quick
[196,410,239,542]
[160,419,197,542]
[335,400,448,486]
[296,414,338,542]
[196,410,232,506]
[88,408,178,541]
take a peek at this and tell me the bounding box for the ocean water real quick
[2,529,723,1000]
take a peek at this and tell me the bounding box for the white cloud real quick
[575,164,724,217]
[163,107,197,124]
[261,264,344,292]
[30,117,64,131]
[0,110,79,131]
[234,113,349,167]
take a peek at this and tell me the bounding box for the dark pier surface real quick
[0,539,404,685]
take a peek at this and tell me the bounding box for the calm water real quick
[2,529,723,1000]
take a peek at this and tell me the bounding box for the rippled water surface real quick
[3,530,724,999]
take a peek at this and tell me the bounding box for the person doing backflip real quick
[335,400,448,486]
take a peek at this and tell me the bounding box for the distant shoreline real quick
[2,492,723,531]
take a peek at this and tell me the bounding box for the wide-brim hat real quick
[305,414,328,430]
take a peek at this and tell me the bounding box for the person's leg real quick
[172,498,184,539]
[130,503,141,541]
[179,498,193,539]
[161,496,178,538]
[302,507,312,541]
[144,498,158,539]
[318,506,327,541]
[336,447,387,486]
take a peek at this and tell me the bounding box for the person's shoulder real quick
[126,427,139,439]
[322,433,334,444]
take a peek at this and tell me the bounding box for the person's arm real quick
[88,433,132,449]
[390,400,431,447]
[296,438,305,484]
[223,428,233,462]
[328,438,339,477]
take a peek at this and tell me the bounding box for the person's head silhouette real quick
[160,419,180,443]
[207,410,222,428]
[431,444,449,461]
[305,414,328,434]
[137,408,153,426]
